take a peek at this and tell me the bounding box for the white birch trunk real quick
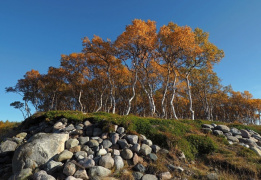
[125,71,138,115]
[95,91,104,112]
[170,76,178,120]
[186,74,194,120]
[78,90,83,112]
[139,81,155,116]
[161,68,170,118]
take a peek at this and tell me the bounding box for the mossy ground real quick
[5,110,261,179]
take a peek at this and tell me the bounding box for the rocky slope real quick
[1,111,261,180]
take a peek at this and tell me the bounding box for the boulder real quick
[240,129,251,138]
[33,170,55,180]
[99,154,114,169]
[88,139,99,147]
[69,145,81,153]
[148,153,157,161]
[226,136,239,143]
[75,124,84,130]
[9,168,32,180]
[142,174,157,180]
[78,137,90,145]
[140,144,152,156]
[53,122,65,131]
[79,158,95,168]
[16,132,27,140]
[126,135,139,144]
[111,133,119,144]
[102,140,112,149]
[131,143,141,153]
[159,171,172,180]
[121,148,133,160]
[112,149,120,156]
[65,176,82,180]
[46,160,63,173]
[230,128,241,136]
[97,148,107,156]
[132,172,143,180]
[213,130,223,136]
[63,124,75,132]
[133,163,146,173]
[12,133,69,174]
[151,145,160,153]
[88,166,111,179]
[75,151,88,161]
[116,127,125,134]
[0,140,17,153]
[57,150,73,162]
[114,155,124,170]
[201,124,214,129]
[63,161,76,176]
[66,139,79,149]
[133,153,143,165]
[142,139,152,146]
[215,125,230,133]
[117,139,128,149]
[74,169,89,180]
[84,120,92,127]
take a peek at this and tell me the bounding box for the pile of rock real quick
[202,124,261,156]
[0,118,175,180]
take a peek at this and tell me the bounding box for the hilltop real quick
[1,111,261,180]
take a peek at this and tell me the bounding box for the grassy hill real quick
[2,111,261,179]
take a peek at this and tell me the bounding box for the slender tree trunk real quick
[95,91,104,112]
[107,67,116,114]
[125,71,138,115]
[170,76,178,120]
[78,90,83,112]
[51,92,56,110]
[161,68,170,118]
[24,100,31,118]
[112,95,116,114]
[186,74,194,120]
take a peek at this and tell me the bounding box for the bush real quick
[186,134,217,157]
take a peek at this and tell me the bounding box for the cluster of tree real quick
[6,19,261,124]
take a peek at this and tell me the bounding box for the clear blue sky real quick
[1,1,261,122]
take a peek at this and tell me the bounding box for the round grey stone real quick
[133,172,143,180]
[121,148,133,160]
[78,137,89,145]
[66,139,79,149]
[140,144,152,156]
[33,170,55,180]
[114,155,124,170]
[117,127,125,134]
[142,174,157,180]
[99,154,114,169]
[88,139,99,147]
[133,163,146,173]
[57,150,73,162]
[103,139,112,148]
[63,161,76,176]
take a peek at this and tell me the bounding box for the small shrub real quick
[45,110,88,121]
[186,134,217,156]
